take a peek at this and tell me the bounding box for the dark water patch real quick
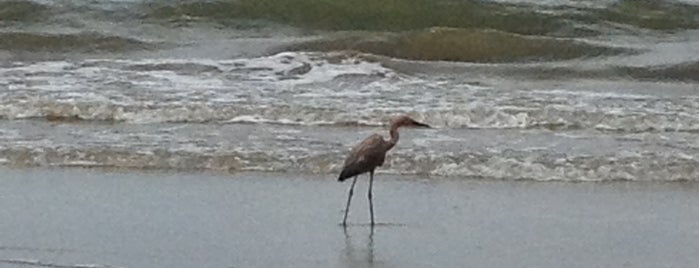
[599,0,699,31]
[0,32,155,53]
[144,0,571,36]
[621,62,699,82]
[45,114,85,123]
[143,0,699,35]
[503,61,699,82]
[0,1,49,22]
[0,1,142,28]
[4,0,699,39]
[555,0,699,32]
[282,28,631,62]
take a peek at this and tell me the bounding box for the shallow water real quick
[1,168,699,268]
[0,0,698,181]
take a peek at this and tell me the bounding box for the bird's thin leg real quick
[342,176,359,226]
[368,170,375,226]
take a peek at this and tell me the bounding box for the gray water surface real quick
[1,168,698,268]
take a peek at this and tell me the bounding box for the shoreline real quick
[2,165,696,184]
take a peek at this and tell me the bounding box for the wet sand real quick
[1,168,698,268]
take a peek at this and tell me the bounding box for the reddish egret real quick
[338,115,430,226]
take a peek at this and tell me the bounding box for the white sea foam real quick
[0,122,696,182]
[1,51,699,181]
[2,52,698,131]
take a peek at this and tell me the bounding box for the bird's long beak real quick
[413,121,431,128]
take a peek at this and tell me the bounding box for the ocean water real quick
[0,0,698,181]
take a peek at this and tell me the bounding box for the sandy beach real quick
[0,167,697,268]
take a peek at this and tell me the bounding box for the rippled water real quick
[0,0,698,181]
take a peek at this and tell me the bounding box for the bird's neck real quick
[387,125,399,150]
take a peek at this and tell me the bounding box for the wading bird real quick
[338,115,430,226]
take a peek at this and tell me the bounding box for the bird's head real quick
[391,115,431,129]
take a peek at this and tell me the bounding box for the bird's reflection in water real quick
[341,226,383,268]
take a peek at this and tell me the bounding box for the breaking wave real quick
[503,61,699,82]
[0,32,155,53]
[1,52,698,132]
[0,1,696,184]
[0,146,696,182]
[2,103,699,133]
[144,0,699,34]
[4,0,699,39]
[281,28,631,62]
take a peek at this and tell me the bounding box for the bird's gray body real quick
[337,115,430,226]
[338,134,393,181]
